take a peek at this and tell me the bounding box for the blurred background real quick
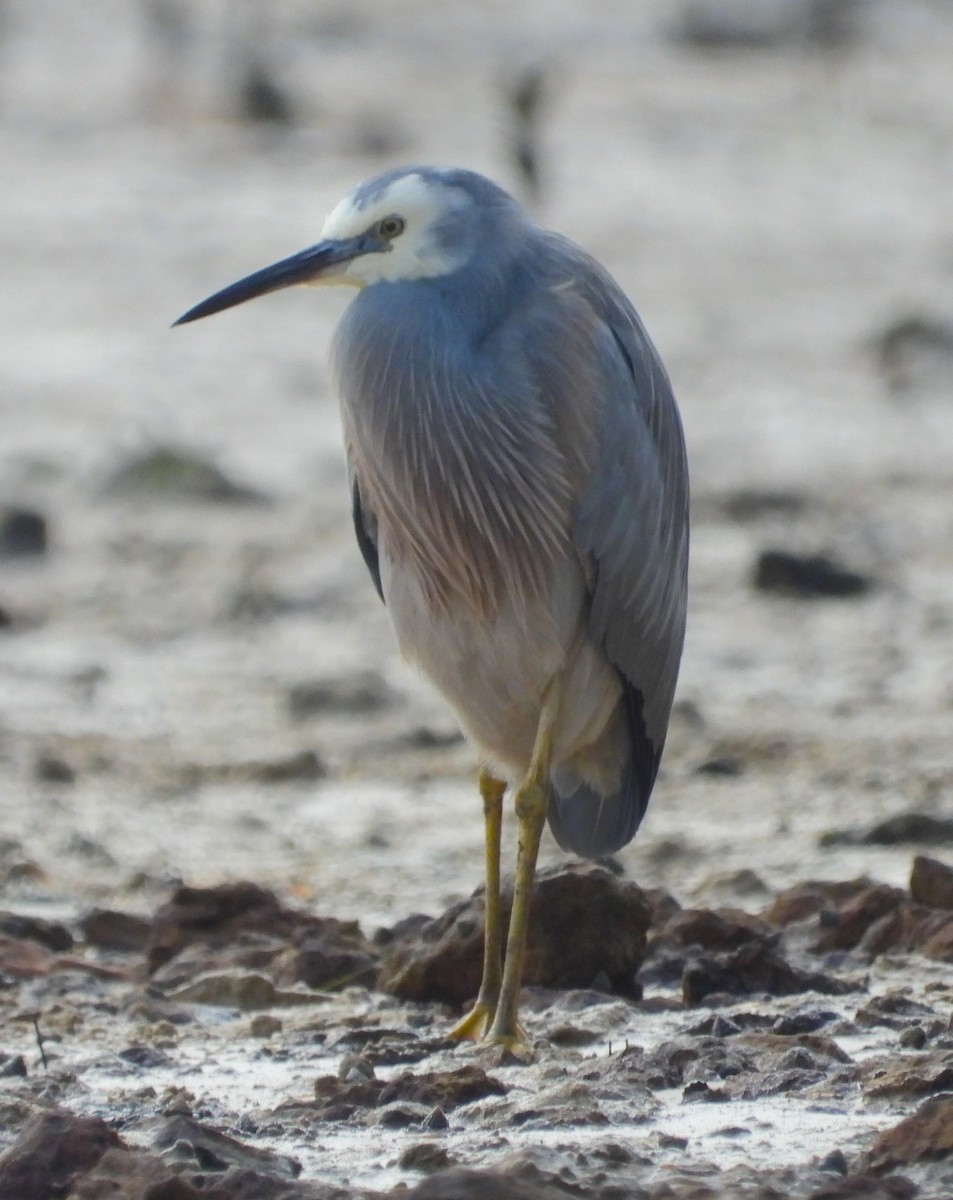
[1,0,953,926]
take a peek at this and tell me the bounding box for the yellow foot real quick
[484,1029,534,1063]
[448,1002,496,1041]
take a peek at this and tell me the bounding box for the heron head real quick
[174,167,519,326]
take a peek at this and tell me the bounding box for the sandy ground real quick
[2,0,953,1194]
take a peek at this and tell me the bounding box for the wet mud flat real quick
[3,851,953,1198]
[4,0,953,1196]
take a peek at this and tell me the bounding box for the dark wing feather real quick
[351,479,384,602]
[541,237,689,856]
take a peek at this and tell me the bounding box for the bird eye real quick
[377,215,405,240]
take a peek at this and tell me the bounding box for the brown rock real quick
[147,883,377,985]
[0,932,53,979]
[403,1167,570,1200]
[862,1049,953,1099]
[80,907,153,952]
[308,1064,507,1121]
[651,906,773,952]
[69,1147,201,1200]
[813,885,907,952]
[380,863,650,1005]
[862,1093,953,1172]
[764,878,877,927]
[857,903,953,961]
[0,1111,121,1200]
[910,854,953,911]
[682,940,852,1005]
[806,1175,917,1199]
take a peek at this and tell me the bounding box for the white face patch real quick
[321,173,469,286]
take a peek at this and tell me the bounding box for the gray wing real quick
[538,238,689,855]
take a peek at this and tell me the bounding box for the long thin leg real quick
[448,770,506,1040]
[487,680,561,1055]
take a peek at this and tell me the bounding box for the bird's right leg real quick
[448,769,506,1040]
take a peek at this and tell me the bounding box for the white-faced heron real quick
[175,166,689,1054]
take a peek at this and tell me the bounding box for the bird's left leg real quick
[486,677,561,1058]
[448,770,506,1040]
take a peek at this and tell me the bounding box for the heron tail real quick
[546,680,662,858]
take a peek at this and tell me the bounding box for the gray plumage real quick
[174,165,689,1049]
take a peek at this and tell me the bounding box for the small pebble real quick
[899,1025,927,1049]
[250,1013,283,1038]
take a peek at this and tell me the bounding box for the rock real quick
[718,488,808,521]
[862,1093,953,1173]
[102,447,267,505]
[250,1013,283,1038]
[399,1142,453,1173]
[307,1065,507,1122]
[0,508,48,558]
[672,0,862,51]
[682,939,852,1004]
[287,671,396,717]
[876,313,953,396]
[826,811,953,847]
[807,1175,918,1199]
[33,753,75,784]
[245,749,326,784]
[149,1113,300,1179]
[67,1146,198,1200]
[753,549,872,599]
[403,1166,571,1200]
[80,908,152,953]
[651,906,774,953]
[862,1049,953,1099]
[0,1111,120,1200]
[763,878,875,926]
[0,932,54,979]
[910,855,953,910]
[147,881,312,973]
[167,970,316,1010]
[0,1054,26,1078]
[276,921,377,990]
[0,911,73,952]
[380,863,651,1005]
[813,884,908,952]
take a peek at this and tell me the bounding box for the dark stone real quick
[149,1114,300,1180]
[307,1066,506,1122]
[102,448,268,505]
[0,508,47,558]
[287,671,395,717]
[0,1111,121,1200]
[247,749,327,784]
[719,488,808,521]
[682,940,852,1004]
[146,882,370,978]
[380,863,651,1006]
[117,1044,174,1069]
[404,1167,571,1200]
[399,1142,453,1173]
[0,1054,26,1078]
[862,812,953,847]
[910,854,953,910]
[0,911,74,952]
[876,313,953,395]
[753,549,872,599]
[81,908,153,953]
[33,753,75,784]
[862,1093,953,1172]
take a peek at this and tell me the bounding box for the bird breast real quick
[333,284,580,625]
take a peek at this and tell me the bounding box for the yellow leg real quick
[486,681,560,1058]
[448,770,506,1040]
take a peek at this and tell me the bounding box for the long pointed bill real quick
[173,235,369,326]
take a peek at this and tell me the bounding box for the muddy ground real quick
[2,1,953,1196]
